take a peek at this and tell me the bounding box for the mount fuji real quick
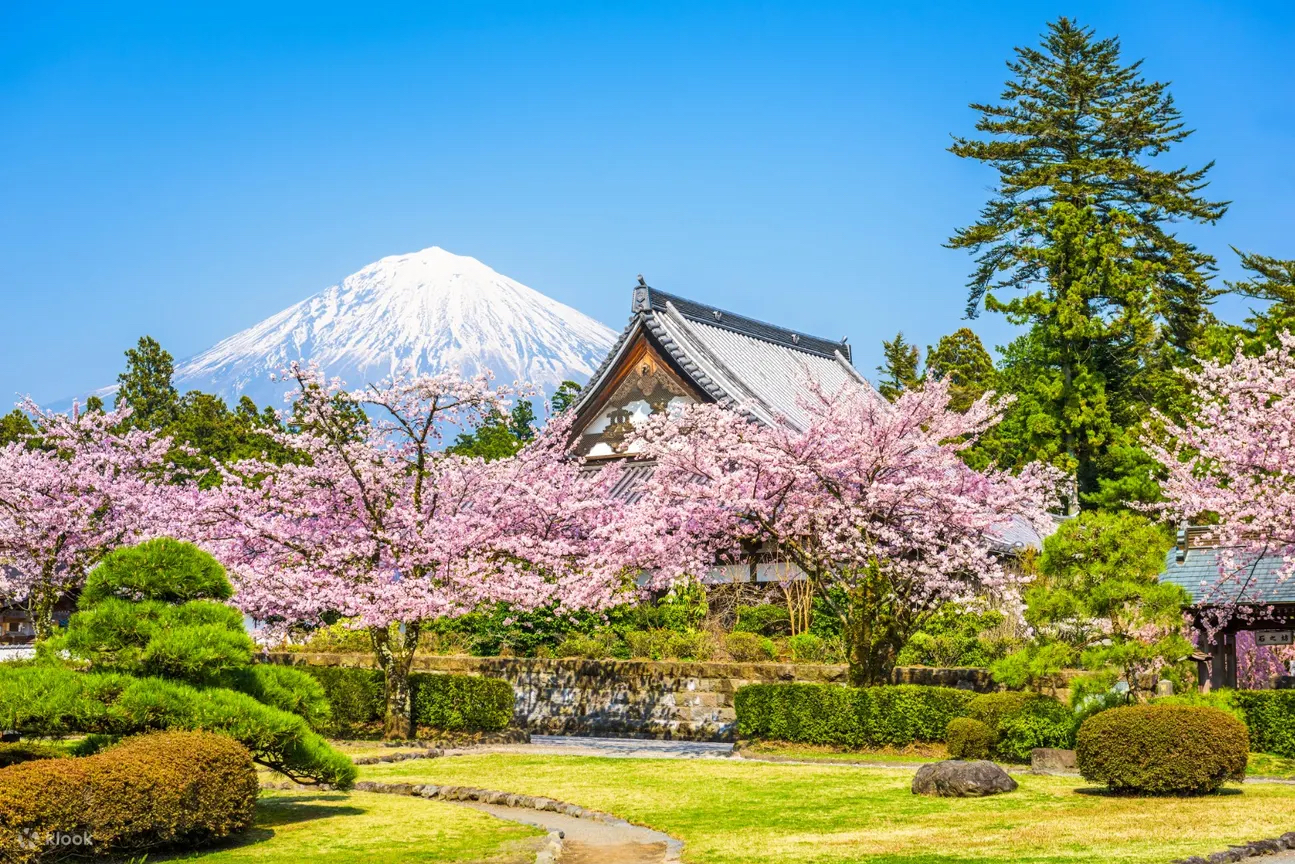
[93,247,619,409]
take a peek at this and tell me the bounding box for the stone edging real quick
[535,831,563,864]
[1174,832,1295,864]
[263,779,624,823]
[351,748,446,766]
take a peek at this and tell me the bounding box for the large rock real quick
[911,760,1018,797]
[1030,748,1077,774]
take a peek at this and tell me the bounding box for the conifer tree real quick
[876,331,922,402]
[948,17,1227,507]
[926,328,996,413]
[117,336,179,430]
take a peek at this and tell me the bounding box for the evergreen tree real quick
[509,399,536,442]
[117,336,179,429]
[948,18,1227,507]
[0,410,35,447]
[876,331,922,402]
[551,380,582,415]
[926,328,996,413]
[1222,248,1295,351]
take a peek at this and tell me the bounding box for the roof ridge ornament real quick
[631,275,651,313]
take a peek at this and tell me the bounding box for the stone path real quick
[520,734,734,760]
[464,801,681,864]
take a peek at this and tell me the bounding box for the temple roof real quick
[1160,528,1295,606]
[571,283,874,433]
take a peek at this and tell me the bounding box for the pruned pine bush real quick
[0,741,66,768]
[735,683,975,747]
[1076,704,1248,794]
[946,717,995,760]
[726,632,775,662]
[1231,690,1295,758]
[966,691,1075,762]
[0,665,355,788]
[413,674,514,733]
[215,665,332,730]
[0,731,257,864]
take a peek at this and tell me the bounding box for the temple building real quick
[567,280,1049,583]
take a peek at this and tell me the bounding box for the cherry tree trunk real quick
[371,622,421,740]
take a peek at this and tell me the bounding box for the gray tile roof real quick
[1160,547,1295,606]
[571,283,876,431]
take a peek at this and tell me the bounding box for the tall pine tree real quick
[948,18,1227,509]
[926,328,996,413]
[117,336,179,430]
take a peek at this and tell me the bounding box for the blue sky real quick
[2,1,1292,404]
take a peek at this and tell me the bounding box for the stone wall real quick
[268,652,1003,741]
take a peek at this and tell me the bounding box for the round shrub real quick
[555,634,607,659]
[967,691,1075,762]
[727,631,775,662]
[788,633,830,663]
[0,731,257,864]
[946,717,996,760]
[1076,704,1248,794]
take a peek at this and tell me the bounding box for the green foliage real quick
[0,664,355,787]
[117,335,180,429]
[788,633,830,663]
[215,665,331,731]
[0,731,258,864]
[550,380,583,415]
[991,512,1189,699]
[925,328,997,414]
[0,409,36,447]
[966,691,1076,762]
[1221,248,1295,353]
[0,741,67,768]
[83,537,234,605]
[733,604,791,637]
[554,632,620,659]
[655,582,709,632]
[735,683,976,748]
[447,400,537,460]
[876,331,922,401]
[896,604,1014,668]
[1076,704,1248,794]
[297,666,514,736]
[1231,690,1295,758]
[298,666,385,738]
[949,19,1227,506]
[946,717,996,760]
[412,674,514,733]
[434,602,605,657]
[726,632,776,662]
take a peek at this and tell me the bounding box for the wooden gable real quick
[571,331,704,458]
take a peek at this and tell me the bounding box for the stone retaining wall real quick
[268,652,1001,741]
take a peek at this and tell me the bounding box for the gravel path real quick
[463,801,682,864]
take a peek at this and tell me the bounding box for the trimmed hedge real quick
[946,717,995,760]
[966,691,1075,762]
[735,683,976,747]
[1232,690,1295,757]
[0,665,355,788]
[299,666,514,736]
[413,673,513,733]
[0,731,257,863]
[1076,704,1248,794]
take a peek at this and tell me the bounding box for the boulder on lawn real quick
[911,760,1018,797]
[1030,748,1077,774]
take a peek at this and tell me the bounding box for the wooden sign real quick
[1256,630,1294,646]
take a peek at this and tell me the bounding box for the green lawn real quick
[163,789,543,864]
[362,753,1295,864]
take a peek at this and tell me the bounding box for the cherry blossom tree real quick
[0,400,175,640]
[632,378,1060,686]
[197,365,652,738]
[1151,332,1295,627]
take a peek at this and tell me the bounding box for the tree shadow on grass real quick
[1073,786,1244,797]
[149,794,365,860]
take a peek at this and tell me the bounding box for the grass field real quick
[163,789,542,864]
[361,753,1295,864]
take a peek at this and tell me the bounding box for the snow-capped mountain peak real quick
[164,246,618,406]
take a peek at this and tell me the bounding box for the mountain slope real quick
[145,247,617,408]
